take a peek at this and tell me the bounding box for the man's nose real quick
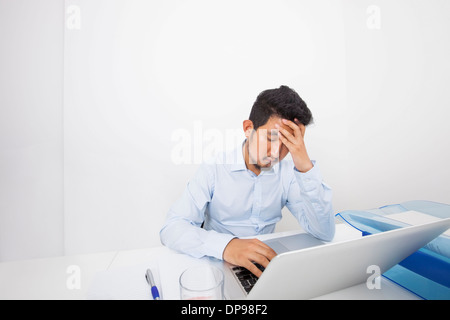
[270,140,280,158]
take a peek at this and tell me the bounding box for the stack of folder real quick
[336,200,450,300]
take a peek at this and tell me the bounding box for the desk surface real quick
[0,224,420,300]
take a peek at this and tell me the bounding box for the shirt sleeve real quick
[159,163,235,260]
[285,161,335,241]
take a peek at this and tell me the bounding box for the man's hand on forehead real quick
[275,118,313,173]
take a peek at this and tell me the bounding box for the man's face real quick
[246,116,293,169]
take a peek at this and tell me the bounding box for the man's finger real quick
[244,260,263,278]
[254,241,277,260]
[298,123,306,138]
[279,127,296,143]
[279,130,294,149]
[282,119,302,137]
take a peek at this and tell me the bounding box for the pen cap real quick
[151,286,160,299]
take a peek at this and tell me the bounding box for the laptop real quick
[222,218,450,299]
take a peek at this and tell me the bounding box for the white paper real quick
[87,260,160,300]
[87,252,214,300]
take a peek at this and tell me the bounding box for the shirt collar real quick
[229,140,247,172]
[229,140,280,175]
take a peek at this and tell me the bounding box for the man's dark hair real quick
[249,85,313,130]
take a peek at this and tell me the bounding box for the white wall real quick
[1,0,449,261]
[341,0,450,209]
[0,0,64,261]
[62,0,348,255]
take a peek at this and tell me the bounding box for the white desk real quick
[0,224,420,300]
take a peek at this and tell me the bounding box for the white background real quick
[1,0,449,261]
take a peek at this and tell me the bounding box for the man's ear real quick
[243,120,254,138]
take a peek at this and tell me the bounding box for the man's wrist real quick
[222,237,238,261]
[294,159,314,173]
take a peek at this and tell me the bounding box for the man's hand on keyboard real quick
[222,238,277,277]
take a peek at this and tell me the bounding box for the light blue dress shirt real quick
[160,141,335,260]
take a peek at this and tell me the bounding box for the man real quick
[160,86,334,277]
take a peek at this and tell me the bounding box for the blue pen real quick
[145,269,160,300]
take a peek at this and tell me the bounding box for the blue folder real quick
[335,200,450,300]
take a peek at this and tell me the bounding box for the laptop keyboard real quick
[231,263,265,294]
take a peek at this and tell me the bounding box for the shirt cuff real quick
[203,231,236,260]
[293,160,323,192]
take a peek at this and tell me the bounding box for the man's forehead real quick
[256,123,294,135]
